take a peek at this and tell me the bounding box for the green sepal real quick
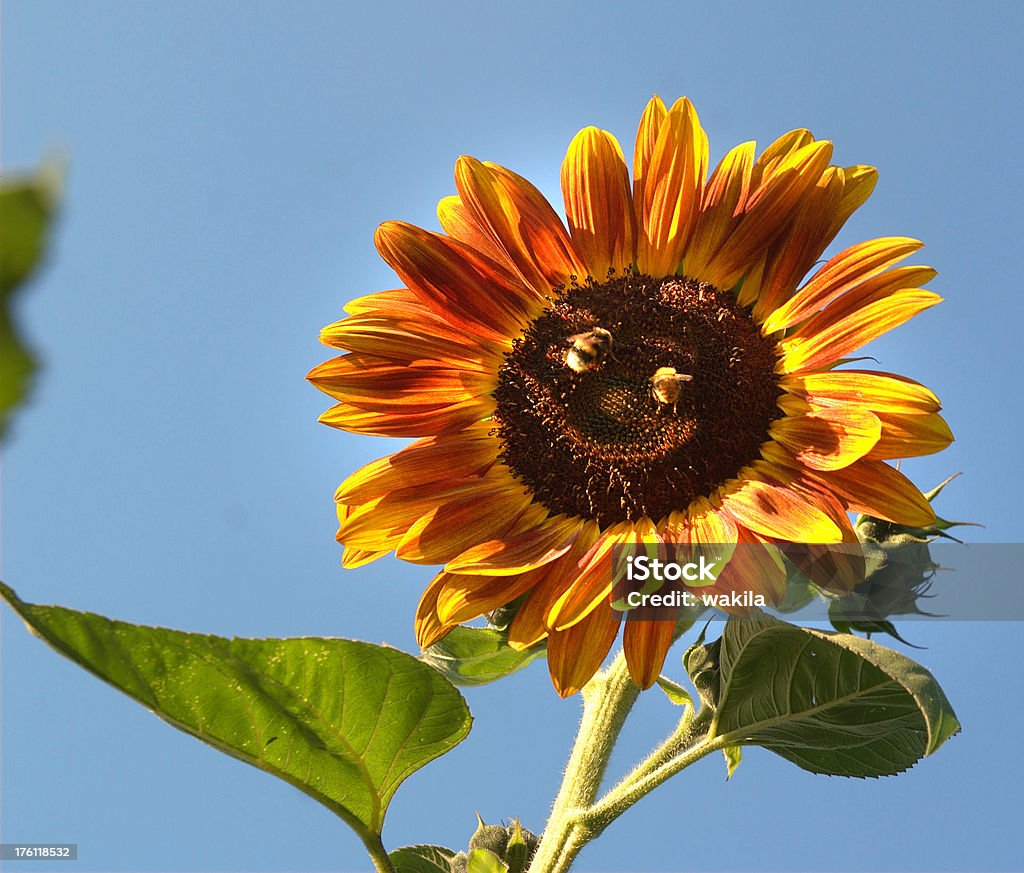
[421,626,544,686]
[722,745,742,780]
[467,848,509,873]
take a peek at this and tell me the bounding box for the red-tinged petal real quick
[437,194,512,266]
[395,476,534,564]
[749,168,845,324]
[634,98,708,276]
[375,220,539,342]
[561,126,636,278]
[684,141,756,278]
[343,287,422,316]
[779,290,942,373]
[336,476,502,551]
[308,353,496,404]
[720,475,842,543]
[781,370,941,414]
[866,412,954,460]
[319,312,496,367]
[335,425,498,505]
[318,399,486,437]
[701,140,834,288]
[548,519,660,631]
[623,619,676,690]
[809,460,936,527]
[708,529,787,608]
[507,523,601,649]
[762,237,925,333]
[455,156,586,295]
[415,572,456,649]
[786,264,938,338]
[770,403,881,471]
[547,603,622,697]
[445,514,585,576]
[435,567,548,627]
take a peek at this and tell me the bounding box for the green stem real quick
[363,834,397,873]
[526,652,640,873]
[583,708,718,829]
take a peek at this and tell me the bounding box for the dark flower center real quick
[493,274,782,526]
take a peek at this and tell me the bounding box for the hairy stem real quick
[526,652,640,873]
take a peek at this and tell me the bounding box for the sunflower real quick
[308,97,952,697]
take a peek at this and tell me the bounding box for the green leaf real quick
[691,613,959,777]
[655,675,693,709]
[389,845,456,873]
[722,745,742,779]
[0,582,472,845]
[0,166,61,438]
[421,626,544,686]
[467,848,508,873]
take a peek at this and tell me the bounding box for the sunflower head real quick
[308,96,951,697]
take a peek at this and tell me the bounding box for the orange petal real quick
[781,370,941,414]
[750,129,814,186]
[336,476,502,551]
[318,400,486,437]
[437,194,513,266]
[455,156,586,295]
[415,572,456,649]
[375,220,538,342]
[319,312,495,367]
[623,619,676,689]
[779,290,942,373]
[749,167,845,324]
[308,353,496,405]
[507,523,601,649]
[634,97,708,276]
[547,603,622,697]
[701,140,834,288]
[341,546,389,569]
[435,566,547,626]
[335,425,497,505]
[633,96,668,196]
[865,412,954,460]
[720,476,842,543]
[809,460,936,527]
[561,126,636,278]
[770,403,881,470]
[684,141,756,277]
[547,519,659,631]
[709,529,788,608]
[445,514,585,576]
[762,237,924,333]
[395,480,533,564]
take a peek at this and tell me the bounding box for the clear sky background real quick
[2,2,1022,871]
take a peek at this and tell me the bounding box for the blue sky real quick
[2,1,1022,871]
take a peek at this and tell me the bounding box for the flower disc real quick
[494,274,781,525]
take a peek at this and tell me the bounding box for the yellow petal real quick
[770,404,881,470]
[781,370,941,414]
[561,127,636,278]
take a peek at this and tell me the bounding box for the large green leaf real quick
[389,845,456,873]
[421,626,544,686]
[0,582,472,844]
[688,613,958,777]
[0,167,60,438]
